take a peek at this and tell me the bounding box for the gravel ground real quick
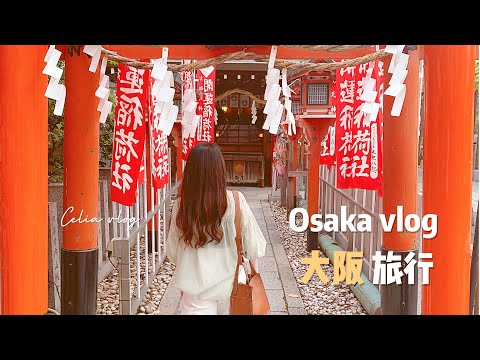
[96,237,175,315]
[270,201,367,315]
[97,202,176,315]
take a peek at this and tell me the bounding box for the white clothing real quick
[166,190,266,306]
[178,265,248,315]
[179,293,230,315]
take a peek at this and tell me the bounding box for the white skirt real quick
[179,293,230,315]
[179,265,248,315]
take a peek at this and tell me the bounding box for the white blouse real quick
[166,190,266,301]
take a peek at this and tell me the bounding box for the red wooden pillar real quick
[422,45,475,314]
[293,125,304,194]
[381,48,420,314]
[62,50,99,314]
[0,46,48,314]
[298,117,334,251]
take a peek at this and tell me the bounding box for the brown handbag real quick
[230,190,270,315]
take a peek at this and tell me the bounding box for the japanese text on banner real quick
[196,66,216,143]
[111,64,149,206]
[149,77,169,189]
[335,61,383,194]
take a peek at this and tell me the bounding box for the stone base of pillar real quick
[61,248,98,315]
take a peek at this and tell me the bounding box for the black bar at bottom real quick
[307,229,319,251]
[61,248,98,315]
[380,247,418,315]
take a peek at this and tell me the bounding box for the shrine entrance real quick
[215,63,272,187]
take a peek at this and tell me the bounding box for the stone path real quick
[157,186,307,315]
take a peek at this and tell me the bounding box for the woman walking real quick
[166,142,266,315]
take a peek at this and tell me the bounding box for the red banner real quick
[149,76,170,189]
[111,64,149,206]
[335,61,383,194]
[374,60,384,196]
[182,60,196,161]
[196,66,216,143]
[335,65,355,189]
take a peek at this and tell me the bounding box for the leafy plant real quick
[48,60,117,182]
[99,90,116,166]
[48,98,65,183]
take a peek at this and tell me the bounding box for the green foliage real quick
[99,90,116,166]
[48,99,64,183]
[48,63,116,182]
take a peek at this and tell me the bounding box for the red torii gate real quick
[0,45,476,315]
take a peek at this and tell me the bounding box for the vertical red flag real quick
[374,59,384,196]
[196,66,216,143]
[335,65,356,189]
[335,61,383,194]
[149,76,170,189]
[111,64,149,206]
[181,60,196,161]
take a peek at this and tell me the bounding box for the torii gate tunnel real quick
[0,45,477,315]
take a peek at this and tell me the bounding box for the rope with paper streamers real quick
[283,45,371,52]
[145,45,371,52]
[216,88,267,106]
[144,45,374,52]
[101,47,389,73]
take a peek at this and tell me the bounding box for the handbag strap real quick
[231,190,259,296]
[233,190,243,266]
[231,190,244,295]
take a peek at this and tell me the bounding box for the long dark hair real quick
[176,142,228,248]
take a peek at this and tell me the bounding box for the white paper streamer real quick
[44,45,55,62]
[268,45,277,70]
[150,47,176,136]
[251,101,257,124]
[95,73,112,124]
[261,46,286,134]
[189,115,201,138]
[384,45,409,117]
[43,48,62,79]
[181,59,199,138]
[282,68,296,136]
[43,45,66,116]
[53,85,66,116]
[45,76,61,99]
[269,102,284,134]
[99,100,113,124]
[83,45,102,73]
[99,57,108,83]
[164,105,178,135]
[360,62,380,124]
